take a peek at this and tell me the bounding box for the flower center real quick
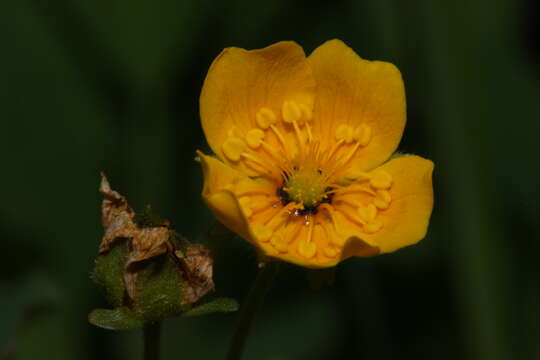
[282,168,330,210]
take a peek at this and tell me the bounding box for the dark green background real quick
[1,0,539,359]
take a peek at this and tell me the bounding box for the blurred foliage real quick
[1,0,539,359]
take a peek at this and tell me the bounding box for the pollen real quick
[256,107,277,129]
[282,100,302,124]
[222,136,246,161]
[246,128,265,149]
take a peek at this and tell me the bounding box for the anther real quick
[298,237,317,258]
[323,247,337,258]
[329,231,345,247]
[357,203,377,223]
[299,104,313,123]
[344,169,371,182]
[270,234,289,253]
[256,107,277,129]
[282,101,302,124]
[222,137,246,161]
[373,190,391,210]
[364,219,383,234]
[252,223,273,243]
[335,124,354,143]
[246,128,265,149]
[354,124,372,146]
[370,170,393,189]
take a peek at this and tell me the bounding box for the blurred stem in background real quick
[419,2,510,359]
[359,1,511,358]
[227,261,280,360]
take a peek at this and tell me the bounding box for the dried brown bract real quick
[98,173,214,305]
[175,245,214,305]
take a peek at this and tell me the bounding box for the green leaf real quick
[88,308,142,330]
[183,297,239,317]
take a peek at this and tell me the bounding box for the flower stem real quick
[143,321,161,360]
[227,261,280,360]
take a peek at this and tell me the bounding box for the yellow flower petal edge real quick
[198,40,434,268]
[200,41,315,175]
[198,151,253,243]
[337,155,434,258]
[309,39,406,174]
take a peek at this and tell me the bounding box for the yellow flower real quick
[198,40,434,268]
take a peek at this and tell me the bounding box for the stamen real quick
[298,223,317,258]
[353,124,372,146]
[256,108,277,129]
[335,124,354,144]
[335,197,363,210]
[334,184,376,196]
[331,204,365,227]
[222,137,246,162]
[370,170,393,189]
[241,152,276,174]
[282,101,302,124]
[260,140,283,161]
[338,141,361,167]
[323,247,337,258]
[323,139,345,166]
[299,104,313,123]
[292,120,305,156]
[265,202,297,230]
[305,121,313,143]
[364,220,383,233]
[319,220,344,248]
[270,234,289,253]
[357,203,377,224]
[246,128,265,149]
[373,189,391,210]
[270,124,292,159]
[251,223,273,243]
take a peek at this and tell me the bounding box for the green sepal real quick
[183,297,239,317]
[91,239,128,307]
[131,254,189,323]
[88,307,142,330]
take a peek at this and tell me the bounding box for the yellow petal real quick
[200,41,315,167]
[358,155,434,254]
[308,39,406,171]
[198,151,253,242]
